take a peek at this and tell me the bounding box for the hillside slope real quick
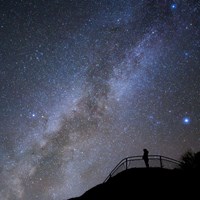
[68,168,199,199]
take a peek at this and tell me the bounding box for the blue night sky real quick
[0,0,200,199]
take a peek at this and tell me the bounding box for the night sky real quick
[0,0,200,199]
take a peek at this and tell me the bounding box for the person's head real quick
[143,149,148,153]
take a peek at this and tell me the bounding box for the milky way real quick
[0,0,200,199]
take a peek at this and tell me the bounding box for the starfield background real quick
[0,0,200,199]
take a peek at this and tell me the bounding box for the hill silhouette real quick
[68,167,199,199]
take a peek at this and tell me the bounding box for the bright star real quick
[182,117,191,125]
[32,113,36,117]
[171,3,177,10]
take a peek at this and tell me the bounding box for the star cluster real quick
[0,0,200,199]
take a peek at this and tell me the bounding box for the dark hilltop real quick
[67,153,200,199]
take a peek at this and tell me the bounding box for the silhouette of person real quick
[143,149,149,168]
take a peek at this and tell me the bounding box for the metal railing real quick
[104,155,181,182]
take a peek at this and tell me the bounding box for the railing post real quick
[126,158,128,170]
[160,156,163,168]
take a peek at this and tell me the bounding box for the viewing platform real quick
[104,155,181,182]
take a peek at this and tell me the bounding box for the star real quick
[182,117,191,125]
[171,3,177,10]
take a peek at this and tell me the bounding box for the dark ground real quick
[67,168,199,199]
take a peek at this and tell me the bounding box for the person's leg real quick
[145,160,149,168]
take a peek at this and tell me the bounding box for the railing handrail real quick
[104,155,181,182]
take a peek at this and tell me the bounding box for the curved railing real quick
[104,155,181,182]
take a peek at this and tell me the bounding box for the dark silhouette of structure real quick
[143,149,149,168]
[103,154,181,182]
[67,154,200,199]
